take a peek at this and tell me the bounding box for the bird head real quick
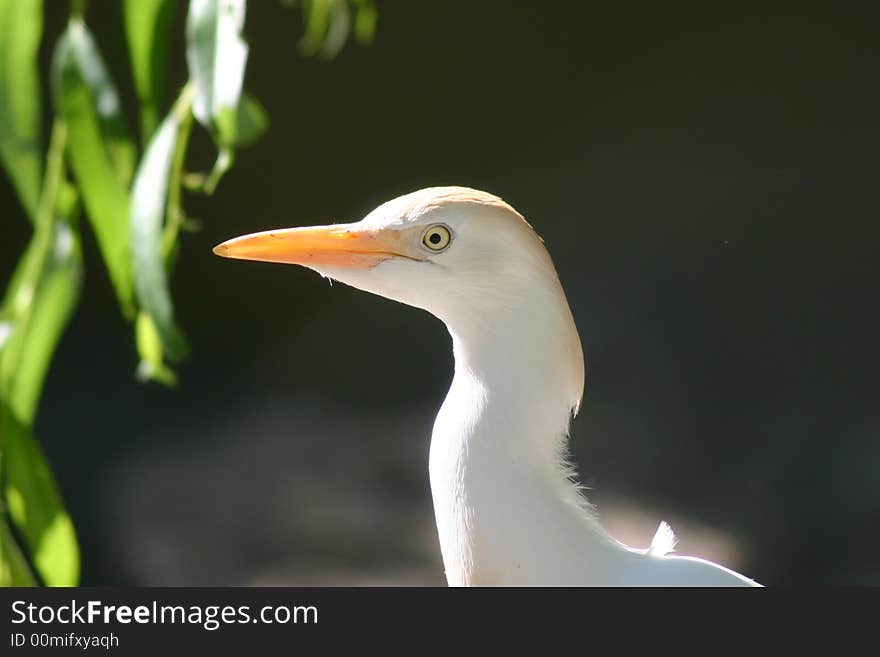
[215,185,585,419]
[213,186,564,327]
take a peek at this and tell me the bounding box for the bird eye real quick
[422,224,452,252]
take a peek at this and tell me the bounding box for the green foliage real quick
[123,0,177,142]
[0,198,83,427]
[0,0,375,586]
[231,94,270,148]
[131,89,194,374]
[293,0,377,59]
[0,0,43,221]
[53,20,136,315]
[1,407,80,586]
[0,120,82,586]
[187,0,249,144]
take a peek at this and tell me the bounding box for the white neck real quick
[427,278,626,585]
[426,284,761,586]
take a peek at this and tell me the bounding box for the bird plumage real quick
[214,186,761,587]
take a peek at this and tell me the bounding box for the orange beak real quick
[213,224,421,270]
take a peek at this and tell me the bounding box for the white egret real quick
[214,186,760,586]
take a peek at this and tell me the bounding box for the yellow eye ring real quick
[422,224,452,252]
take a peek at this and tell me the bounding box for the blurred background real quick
[2,1,878,585]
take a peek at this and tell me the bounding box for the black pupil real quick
[429,232,442,245]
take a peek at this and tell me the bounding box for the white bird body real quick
[215,186,761,587]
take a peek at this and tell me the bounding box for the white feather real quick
[649,521,678,556]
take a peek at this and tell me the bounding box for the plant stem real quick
[201,148,233,196]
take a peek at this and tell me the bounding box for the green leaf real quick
[123,0,177,142]
[0,120,82,427]
[0,237,42,326]
[53,20,135,316]
[0,517,38,586]
[211,92,267,150]
[0,222,82,426]
[130,109,189,368]
[297,0,332,57]
[186,0,249,146]
[295,0,375,58]
[0,0,43,221]
[54,19,137,187]
[0,117,81,588]
[320,0,351,59]
[351,0,377,45]
[0,405,80,586]
[229,92,269,148]
[135,312,178,385]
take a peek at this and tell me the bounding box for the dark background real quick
[2,1,878,585]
